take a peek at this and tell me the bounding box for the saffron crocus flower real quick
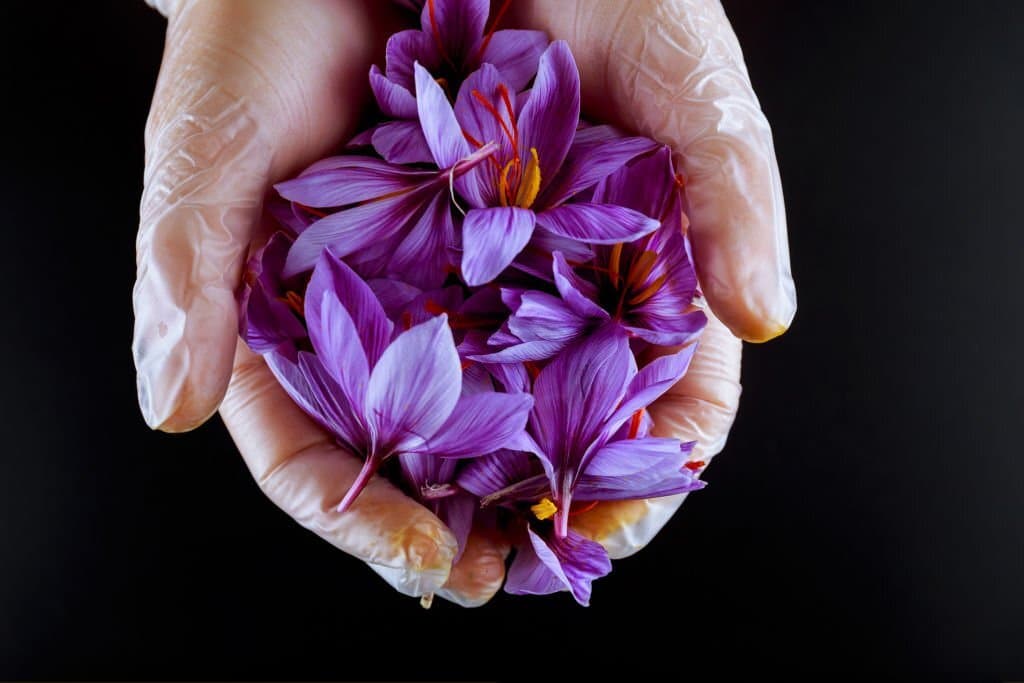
[415,41,662,285]
[254,249,533,513]
[279,144,494,285]
[356,0,547,163]
[461,325,704,538]
[474,148,708,361]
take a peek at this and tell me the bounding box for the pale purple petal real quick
[625,311,706,347]
[275,157,432,208]
[370,64,418,118]
[505,529,571,599]
[469,339,568,364]
[507,290,589,343]
[541,133,659,207]
[607,342,699,431]
[439,492,476,562]
[368,279,422,320]
[284,184,438,277]
[415,62,472,168]
[479,29,548,91]
[372,121,435,165]
[517,41,580,185]
[304,286,370,413]
[305,251,393,368]
[416,391,533,458]
[536,204,660,244]
[461,206,536,286]
[365,315,462,450]
[576,438,705,501]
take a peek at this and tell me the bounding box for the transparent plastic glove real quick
[133,0,505,605]
[506,0,793,555]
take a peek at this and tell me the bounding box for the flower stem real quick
[335,457,379,513]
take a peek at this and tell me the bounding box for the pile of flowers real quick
[240,0,708,606]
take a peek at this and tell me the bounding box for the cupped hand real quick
[133,0,791,605]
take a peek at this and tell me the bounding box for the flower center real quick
[531,497,558,520]
[599,242,668,317]
[463,85,542,209]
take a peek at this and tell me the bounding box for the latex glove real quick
[133,0,505,606]
[505,0,793,555]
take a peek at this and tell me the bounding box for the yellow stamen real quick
[498,158,518,207]
[608,243,623,286]
[628,273,669,306]
[530,497,558,520]
[626,250,658,290]
[514,147,541,209]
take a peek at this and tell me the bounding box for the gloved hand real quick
[133,0,793,604]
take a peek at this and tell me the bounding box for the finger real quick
[436,529,511,608]
[507,0,796,342]
[571,312,742,558]
[219,341,458,598]
[134,0,393,431]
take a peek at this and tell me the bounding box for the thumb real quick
[133,0,389,431]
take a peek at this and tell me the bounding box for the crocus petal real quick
[529,325,633,470]
[461,207,536,286]
[506,527,611,606]
[304,289,370,414]
[372,120,436,165]
[479,29,548,91]
[416,391,533,458]
[506,290,590,343]
[457,449,542,499]
[453,63,515,208]
[284,184,436,277]
[415,62,472,169]
[541,132,660,207]
[607,342,699,432]
[517,41,581,185]
[575,438,705,501]
[469,339,568,364]
[365,315,462,451]
[591,145,677,219]
[625,312,707,347]
[387,191,454,289]
[419,0,489,63]
[536,204,660,244]
[368,279,422,320]
[369,64,418,118]
[385,30,436,91]
[305,251,393,368]
[275,157,433,208]
[551,251,606,320]
[438,491,477,562]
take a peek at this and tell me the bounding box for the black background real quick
[2,1,1022,679]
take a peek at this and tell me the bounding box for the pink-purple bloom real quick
[237,0,713,605]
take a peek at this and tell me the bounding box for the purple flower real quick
[278,144,494,285]
[473,148,708,362]
[250,248,533,513]
[461,325,704,536]
[415,42,662,285]
[398,453,478,562]
[361,0,547,164]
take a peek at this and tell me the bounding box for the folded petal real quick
[365,315,462,450]
[536,203,660,244]
[415,62,472,169]
[607,342,699,432]
[385,30,436,91]
[479,29,548,91]
[305,251,393,368]
[275,157,433,208]
[461,207,536,286]
[469,339,568,364]
[517,41,580,186]
[507,290,589,344]
[506,527,611,606]
[625,311,707,347]
[372,120,435,165]
[417,391,533,458]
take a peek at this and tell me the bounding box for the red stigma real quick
[684,460,705,471]
[296,203,328,218]
[524,361,541,381]
[628,409,644,439]
[401,311,413,331]
[426,0,453,67]
[569,500,600,517]
[476,0,513,61]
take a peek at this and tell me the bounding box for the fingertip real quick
[436,531,510,608]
